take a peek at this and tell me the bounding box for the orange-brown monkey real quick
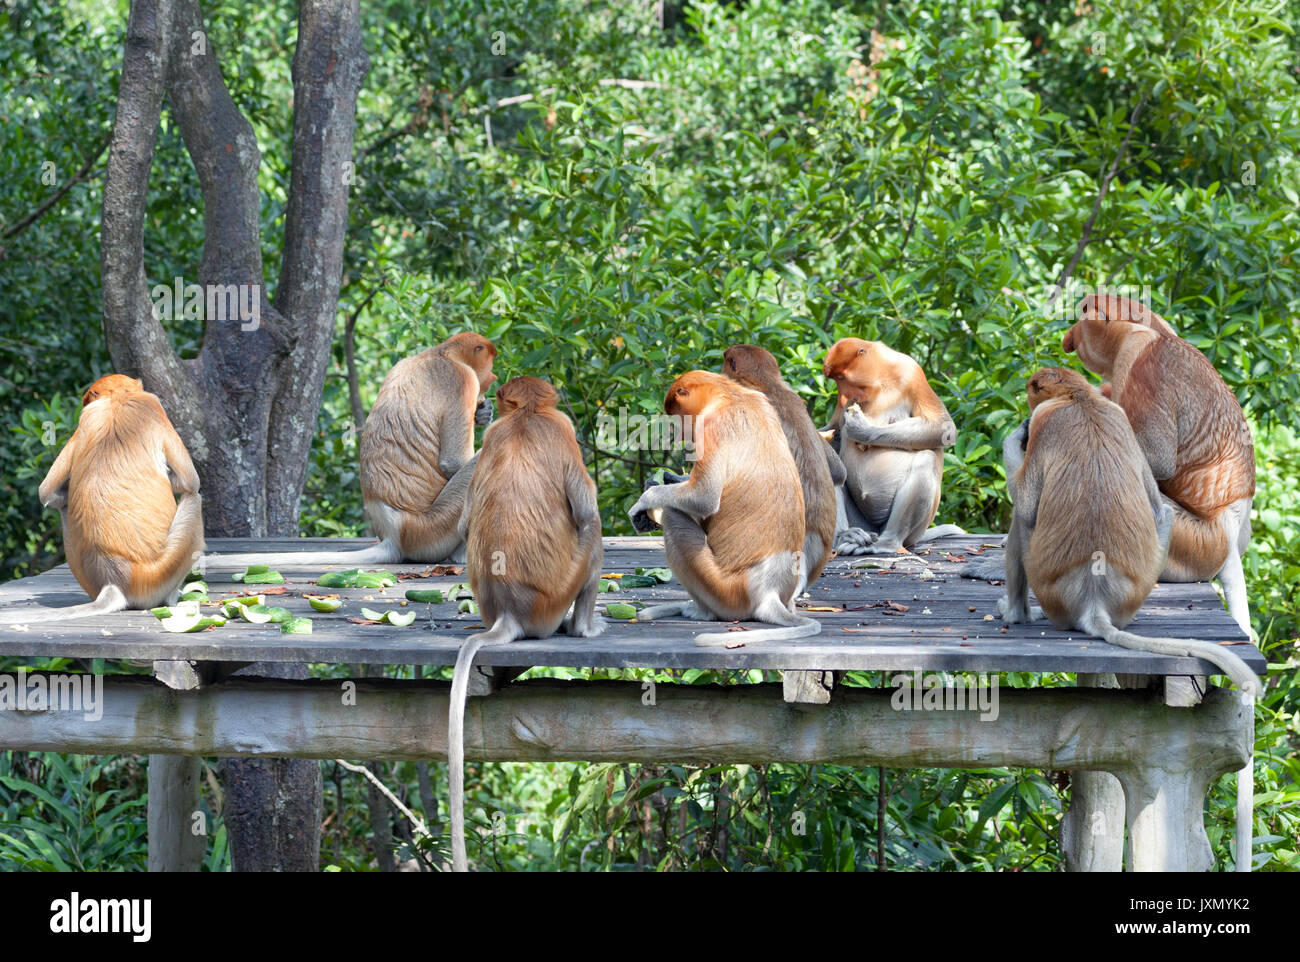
[0,375,204,624]
[998,367,1259,872]
[209,332,497,569]
[996,367,1259,697]
[722,344,845,594]
[1063,294,1255,633]
[821,338,962,554]
[447,377,604,872]
[628,371,820,646]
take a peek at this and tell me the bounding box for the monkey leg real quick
[565,544,607,639]
[1216,500,1253,635]
[1158,498,1230,583]
[397,459,477,562]
[650,507,762,622]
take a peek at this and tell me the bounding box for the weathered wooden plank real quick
[0,675,1250,775]
[0,537,1262,676]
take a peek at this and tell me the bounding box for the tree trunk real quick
[100,0,369,871]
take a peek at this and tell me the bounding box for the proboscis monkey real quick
[821,338,963,554]
[1063,294,1256,633]
[447,377,604,872]
[208,332,497,569]
[996,366,1260,699]
[722,344,844,594]
[0,375,204,624]
[627,371,820,646]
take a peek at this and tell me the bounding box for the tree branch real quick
[0,138,109,260]
[1044,90,1151,314]
[266,0,370,535]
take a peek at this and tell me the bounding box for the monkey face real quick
[1062,296,1114,372]
[81,374,143,407]
[823,338,878,404]
[446,332,498,388]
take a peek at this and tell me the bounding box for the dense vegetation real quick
[1,0,1296,870]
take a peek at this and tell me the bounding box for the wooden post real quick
[147,661,206,872]
[1059,673,1125,872]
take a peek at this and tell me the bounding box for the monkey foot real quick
[833,528,881,555]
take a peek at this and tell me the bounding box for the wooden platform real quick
[0,535,1264,678]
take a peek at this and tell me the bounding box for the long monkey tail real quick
[693,613,821,647]
[448,613,523,872]
[203,540,403,570]
[1079,609,1259,873]
[0,584,127,625]
[1078,611,1261,699]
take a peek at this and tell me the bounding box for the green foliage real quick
[1,0,1297,870]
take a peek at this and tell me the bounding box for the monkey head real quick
[444,332,498,395]
[81,374,144,407]
[1026,366,1093,410]
[722,344,781,385]
[496,376,558,416]
[823,338,883,405]
[1063,294,1173,375]
[664,370,738,418]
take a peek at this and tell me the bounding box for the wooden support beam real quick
[1060,674,1125,872]
[146,660,207,872]
[782,669,836,704]
[2,674,1252,871]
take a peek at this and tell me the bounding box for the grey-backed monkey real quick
[1063,294,1256,633]
[448,377,604,872]
[721,344,844,594]
[997,367,1260,698]
[208,332,497,569]
[821,338,963,554]
[628,371,820,646]
[0,375,204,624]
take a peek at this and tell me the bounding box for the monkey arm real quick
[820,405,844,454]
[566,465,603,552]
[456,492,472,545]
[628,471,722,525]
[1124,403,1178,481]
[840,407,957,451]
[1001,421,1030,504]
[824,440,847,486]
[438,394,476,479]
[38,437,78,510]
[997,512,1039,623]
[162,431,201,495]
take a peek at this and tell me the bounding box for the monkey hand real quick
[841,405,881,446]
[629,491,663,533]
[995,594,1043,624]
[833,527,879,555]
[474,395,495,426]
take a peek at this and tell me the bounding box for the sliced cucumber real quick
[404,589,444,604]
